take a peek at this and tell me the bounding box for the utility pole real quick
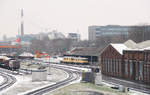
[48,58,51,75]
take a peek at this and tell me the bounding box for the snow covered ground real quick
[0,67,68,95]
[51,64,91,72]
[0,75,4,85]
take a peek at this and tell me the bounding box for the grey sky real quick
[0,0,150,40]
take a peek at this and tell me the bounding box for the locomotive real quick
[61,56,89,65]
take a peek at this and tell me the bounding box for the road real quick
[102,75,150,94]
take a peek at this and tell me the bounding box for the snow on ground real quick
[0,67,68,95]
[51,64,91,72]
[0,75,4,85]
[44,68,82,95]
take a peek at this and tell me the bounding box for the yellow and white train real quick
[61,56,89,65]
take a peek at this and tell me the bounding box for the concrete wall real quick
[32,70,47,82]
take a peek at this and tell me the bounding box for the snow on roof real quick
[142,47,150,50]
[124,40,137,49]
[0,56,11,60]
[19,52,34,57]
[137,40,150,49]
[111,43,128,55]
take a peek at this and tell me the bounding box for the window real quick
[125,60,128,75]
[109,59,111,73]
[118,59,121,73]
[107,59,110,72]
[116,59,118,73]
[129,60,133,77]
[139,61,144,80]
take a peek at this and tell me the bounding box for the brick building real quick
[101,44,127,77]
[100,40,150,85]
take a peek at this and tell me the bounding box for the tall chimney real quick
[21,9,24,36]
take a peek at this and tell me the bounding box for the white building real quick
[67,33,80,41]
[48,30,65,40]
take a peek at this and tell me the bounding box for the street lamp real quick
[48,57,51,75]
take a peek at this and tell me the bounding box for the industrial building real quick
[100,40,150,85]
[0,42,20,54]
[88,25,150,41]
[88,25,129,41]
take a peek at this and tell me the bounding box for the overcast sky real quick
[0,0,150,40]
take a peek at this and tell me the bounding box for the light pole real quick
[48,57,51,75]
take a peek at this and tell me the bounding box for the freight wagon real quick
[0,56,20,70]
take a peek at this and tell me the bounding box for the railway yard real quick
[0,59,149,95]
[0,65,69,94]
[0,55,149,95]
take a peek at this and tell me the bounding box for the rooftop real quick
[111,44,128,55]
[67,47,101,56]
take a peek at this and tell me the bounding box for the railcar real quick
[0,56,20,70]
[61,56,89,65]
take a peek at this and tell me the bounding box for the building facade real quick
[123,50,150,84]
[101,44,126,77]
[89,25,129,41]
[67,33,80,42]
[100,41,150,85]
[0,45,20,54]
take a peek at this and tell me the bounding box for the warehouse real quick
[100,40,150,85]
[123,50,144,81]
[101,43,127,77]
[123,49,150,85]
[143,49,150,84]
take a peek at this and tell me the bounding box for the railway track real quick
[25,65,81,95]
[0,72,16,91]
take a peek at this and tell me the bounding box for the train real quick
[61,56,89,65]
[0,56,20,70]
[48,56,89,65]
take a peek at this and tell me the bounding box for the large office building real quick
[88,25,129,41]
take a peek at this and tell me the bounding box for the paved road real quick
[102,75,150,94]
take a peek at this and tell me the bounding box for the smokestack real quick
[21,8,24,36]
